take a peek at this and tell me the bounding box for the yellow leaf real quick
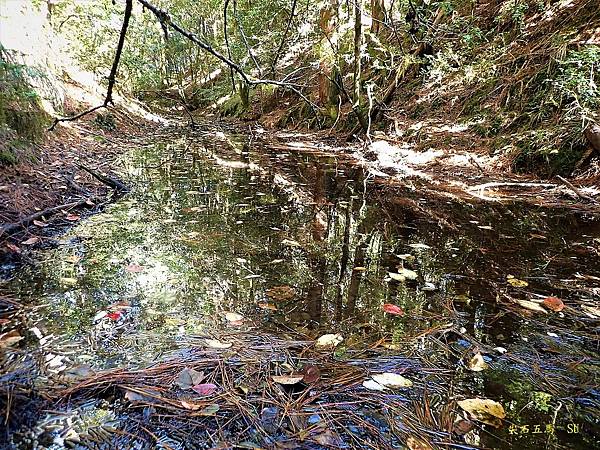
[371,372,413,388]
[457,398,506,427]
[315,333,343,348]
[467,352,489,372]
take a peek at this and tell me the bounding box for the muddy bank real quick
[1,120,599,449]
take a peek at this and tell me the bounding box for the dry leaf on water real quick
[0,330,23,348]
[515,299,547,314]
[371,372,413,388]
[21,237,40,245]
[543,296,564,312]
[224,312,244,325]
[272,375,304,385]
[192,383,218,396]
[302,365,321,383]
[467,352,489,372]
[383,303,404,316]
[457,398,506,427]
[362,379,386,391]
[65,214,80,222]
[175,367,205,390]
[205,339,233,349]
[507,275,528,287]
[315,333,343,348]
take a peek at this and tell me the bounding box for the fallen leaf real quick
[0,330,23,348]
[362,379,386,391]
[224,312,244,324]
[383,303,404,316]
[543,296,564,312]
[200,404,220,415]
[258,302,278,311]
[65,214,80,222]
[0,319,10,325]
[467,352,489,372]
[507,275,528,287]
[353,266,367,271]
[272,374,304,385]
[315,333,343,348]
[515,299,547,314]
[406,436,434,450]
[312,429,341,447]
[33,220,48,227]
[6,243,21,253]
[371,372,413,388]
[282,239,301,247]
[60,277,78,286]
[21,237,40,245]
[175,368,205,390]
[65,255,81,263]
[457,398,506,427]
[180,400,202,410]
[265,285,295,301]
[302,365,321,383]
[106,311,122,321]
[205,339,233,349]
[192,383,218,396]
[408,243,430,250]
[125,263,144,273]
[452,419,475,435]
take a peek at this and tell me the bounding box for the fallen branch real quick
[78,164,129,192]
[48,0,133,131]
[557,175,597,203]
[0,198,97,238]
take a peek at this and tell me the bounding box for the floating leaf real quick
[353,266,367,271]
[0,330,23,348]
[6,243,21,253]
[452,419,475,435]
[515,299,547,314]
[506,275,528,287]
[205,339,233,349]
[315,333,343,348]
[192,383,218,396]
[272,375,304,385]
[180,400,202,410]
[302,365,321,383]
[543,296,564,312]
[408,243,430,250]
[383,303,404,316]
[362,379,386,391]
[175,368,206,390]
[65,213,80,222]
[371,372,413,388]
[467,352,489,372]
[33,219,48,227]
[258,302,277,311]
[457,398,506,427]
[224,312,244,324]
[21,237,40,245]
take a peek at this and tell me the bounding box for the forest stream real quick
[1,122,599,449]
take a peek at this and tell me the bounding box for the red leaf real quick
[65,214,80,222]
[6,243,21,253]
[302,365,321,383]
[383,303,404,316]
[543,296,564,312]
[192,383,218,396]
[107,311,122,321]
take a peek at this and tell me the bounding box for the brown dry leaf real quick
[265,285,295,301]
[6,243,21,253]
[302,365,321,383]
[543,297,564,312]
[457,398,506,427]
[258,302,278,311]
[0,330,23,348]
[175,368,205,390]
[180,400,202,410]
[65,213,80,222]
[33,219,48,227]
[406,436,434,450]
[515,299,547,314]
[272,375,304,385]
[21,237,40,245]
[452,419,475,435]
[467,352,489,372]
[507,275,528,287]
[205,339,233,349]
